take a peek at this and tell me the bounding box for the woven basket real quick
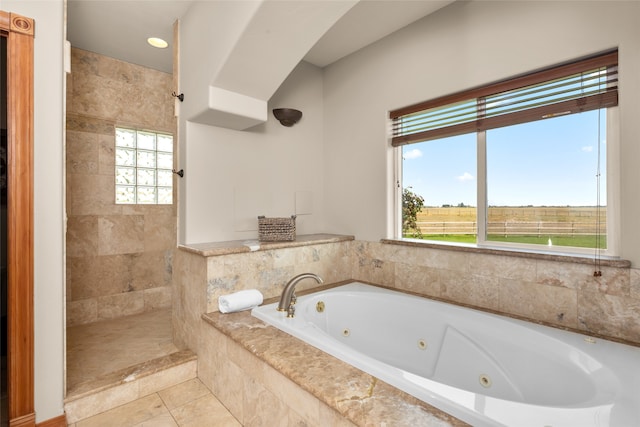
[258,215,296,241]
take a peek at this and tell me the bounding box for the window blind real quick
[390,50,618,147]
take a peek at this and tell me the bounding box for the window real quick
[115,128,174,204]
[392,50,617,254]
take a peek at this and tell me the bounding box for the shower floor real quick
[66,308,180,396]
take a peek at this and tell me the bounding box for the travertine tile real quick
[97,291,145,320]
[131,251,172,291]
[394,262,441,297]
[169,394,241,427]
[66,130,99,175]
[67,174,122,216]
[131,412,178,427]
[499,279,578,328]
[144,214,176,252]
[243,376,288,427]
[66,309,178,393]
[157,378,210,410]
[75,394,167,427]
[98,215,145,256]
[262,365,320,425]
[577,290,640,341]
[65,382,139,424]
[138,360,197,396]
[67,216,99,257]
[144,286,172,311]
[440,270,500,311]
[67,298,98,327]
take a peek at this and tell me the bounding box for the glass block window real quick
[115,128,174,204]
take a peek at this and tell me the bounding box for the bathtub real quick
[251,282,640,427]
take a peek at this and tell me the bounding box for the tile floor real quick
[67,309,180,394]
[68,378,241,427]
[66,310,240,426]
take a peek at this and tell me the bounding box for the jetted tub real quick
[252,282,640,427]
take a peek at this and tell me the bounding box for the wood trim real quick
[8,413,35,427]
[1,10,36,427]
[35,414,67,427]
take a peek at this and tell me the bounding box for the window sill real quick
[381,238,631,268]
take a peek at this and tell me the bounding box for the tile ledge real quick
[381,238,631,268]
[178,233,354,257]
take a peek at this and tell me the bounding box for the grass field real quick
[407,234,606,248]
[408,206,607,249]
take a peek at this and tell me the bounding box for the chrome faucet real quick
[277,273,323,316]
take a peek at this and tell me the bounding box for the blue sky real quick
[402,110,606,207]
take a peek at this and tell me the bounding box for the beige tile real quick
[67,254,131,300]
[75,393,167,427]
[98,215,145,256]
[169,394,241,427]
[66,298,98,326]
[158,378,211,410]
[131,251,172,291]
[144,214,176,252]
[65,382,139,424]
[132,412,178,427]
[97,291,145,320]
[67,216,99,257]
[144,286,172,311]
[138,360,197,396]
[262,365,320,425]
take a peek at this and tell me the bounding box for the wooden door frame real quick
[1,10,35,427]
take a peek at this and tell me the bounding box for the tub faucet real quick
[277,273,324,315]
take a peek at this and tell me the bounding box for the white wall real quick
[323,1,640,266]
[3,0,66,422]
[180,60,325,244]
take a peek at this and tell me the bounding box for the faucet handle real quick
[290,292,297,305]
[286,304,295,318]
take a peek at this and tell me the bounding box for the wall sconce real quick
[273,108,302,127]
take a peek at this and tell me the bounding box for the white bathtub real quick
[252,282,640,427]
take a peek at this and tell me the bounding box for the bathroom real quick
[3,0,640,425]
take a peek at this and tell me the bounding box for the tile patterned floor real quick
[67,310,239,426]
[67,309,179,393]
[68,378,241,427]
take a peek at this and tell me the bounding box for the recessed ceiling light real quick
[147,37,168,49]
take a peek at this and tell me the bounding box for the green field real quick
[407,233,606,249]
[407,206,607,249]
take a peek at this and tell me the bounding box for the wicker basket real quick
[258,215,296,241]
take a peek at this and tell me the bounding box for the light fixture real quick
[273,108,302,127]
[147,37,168,49]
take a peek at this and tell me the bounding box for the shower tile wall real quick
[66,48,176,326]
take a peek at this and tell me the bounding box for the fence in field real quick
[417,221,606,236]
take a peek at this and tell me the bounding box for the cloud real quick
[457,172,474,182]
[581,145,593,153]
[403,148,423,160]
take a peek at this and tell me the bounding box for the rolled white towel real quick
[218,289,264,313]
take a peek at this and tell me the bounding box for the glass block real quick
[137,168,156,186]
[116,148,135,166]
[137,131,156,150]
[116,167,135,185]
[158,187,173,204]
[116,185,135,204]
[157,152,173,169]
[116,128,136,147]
[157,134,173,152]
[157,169,173,187]
[137,150,156,168]
[137,186,156,204]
